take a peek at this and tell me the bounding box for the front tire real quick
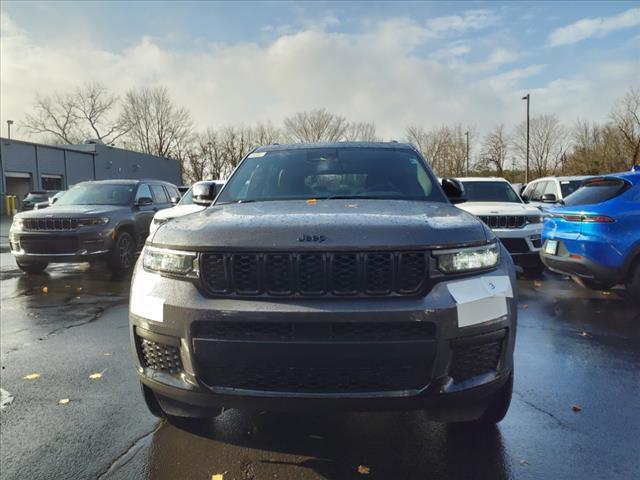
[108,231,135,274]
[16,260,48,274]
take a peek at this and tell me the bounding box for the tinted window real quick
[57,184,135,206]
[461,181,522,203]
[217,148,443,204]
[563,178,630,206]
[150,185,169,203]
[560,180,584,198]
[135,184,152,201]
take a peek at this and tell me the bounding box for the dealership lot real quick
[0,242,639,480]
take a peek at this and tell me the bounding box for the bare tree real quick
[344,122,379,142]
[513,115,567,179]
[479,124,509,176]
[283,109,349,143]
[251,121,282,146]
[565,119,627,174]
[73,82,128,143]
[23,93,82,144]
[23,83,126,145]
[120,86,192,158]
[406,124,470,177]
[610,85,640,167]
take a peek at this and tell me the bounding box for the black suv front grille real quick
[192,321,436,342]
[23,218,78,231]
[200,251,428,297]
[201,364,425,393]
[479,216,526,229]
[138,337,182,374]
[19,235,79,254]
[500,238,531,254]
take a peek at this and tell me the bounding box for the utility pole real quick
[465,131,470,176]
[522,94,530,184]
[6,120,13,140]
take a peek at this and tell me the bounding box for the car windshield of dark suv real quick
[216,147,443,204]
[461,181,522,203]
[55,184,135,206]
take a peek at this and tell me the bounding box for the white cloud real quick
[548,7,640,46]
[487,48,519,65]
[425,9,500,35]
[0,12,636,143]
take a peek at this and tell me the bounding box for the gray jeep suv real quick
[9,179,179,274]
[131,143,517,426]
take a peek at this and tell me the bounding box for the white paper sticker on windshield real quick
[248,152,267,158]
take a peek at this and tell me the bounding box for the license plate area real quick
[544,240,558,255]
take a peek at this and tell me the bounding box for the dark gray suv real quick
[131,143,517,427]
[9,179,179,274]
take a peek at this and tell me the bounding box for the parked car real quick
[131,142,517,428]
[521,176,592,209]
[149,180,225,236]
[540,171,640,302]
[21,191,56,211]
[455,177,544,274]
[9,179,179,274]
[33,190,66,210]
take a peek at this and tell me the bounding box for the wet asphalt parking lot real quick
[1,228,639,480]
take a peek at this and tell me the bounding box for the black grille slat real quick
[479,216,526,229]
[500,238,530,254]
[201,364,422,393]
[200,250,429,297]
[193,321,435,342]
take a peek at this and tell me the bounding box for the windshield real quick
[461,181,522,203]
[216,148,443,204]
[56,184,135,206]
[560,180,585,198]
[563,178,629,206]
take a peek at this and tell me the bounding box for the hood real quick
[457,202,539,216]
[15,204,128,218]
[153,204,205,222]
[152,199,489,250]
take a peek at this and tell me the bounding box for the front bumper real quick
[9,227,115,263]
[492,224,543,269]
[129,253,517,421]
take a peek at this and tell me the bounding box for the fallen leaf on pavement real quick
[533,281,542,288]
[103,353,112,356]
[23,373,41,380]
[42,286,48,294]
[572,404,582,412]
[601,291,611,296]
[578,331,592,337]
[308,434,324,440]
[76,287,83,294]
[520,460,530,466]
[306,199,317,205]
[357,465,371,475]
[211,474,224,480]
[58,398,70,405]
[89,370,106,380]
[521,304,529,309]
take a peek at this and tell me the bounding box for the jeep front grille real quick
[479,215,526,229]
[200,251,428,297]
[23,218,78,231]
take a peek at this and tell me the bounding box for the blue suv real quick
[540,168,640,302]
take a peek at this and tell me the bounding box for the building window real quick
[42,176,63,191]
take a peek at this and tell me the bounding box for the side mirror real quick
[170,196,180,205]
[441,178,466,204]
[192,183,217,206]
[135,196,153,206]
[540,193,557,204]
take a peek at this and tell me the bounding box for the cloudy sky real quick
[1,1,638,140]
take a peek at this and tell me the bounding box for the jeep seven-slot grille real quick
[200,251,428,297]
[479,215,526,229]
[23,218,78,231]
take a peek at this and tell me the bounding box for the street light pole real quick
[465,131,469,176]
[7,120,13,140]
[522,94,530,184]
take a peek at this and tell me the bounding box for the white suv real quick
[455,177,544,274]
[521,176,591,209]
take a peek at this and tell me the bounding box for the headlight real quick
[433,243,500,273]
[77,217,110,227]
[143,246,198,276]
[527,215,543,224]
[11,218,24,230]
